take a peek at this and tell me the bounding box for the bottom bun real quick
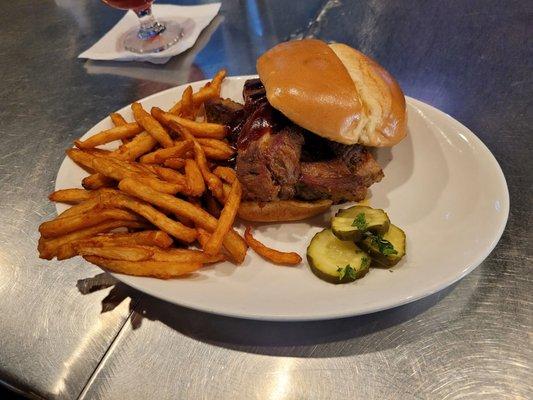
[238,199,333,222]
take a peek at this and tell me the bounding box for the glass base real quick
[123,20,183,54]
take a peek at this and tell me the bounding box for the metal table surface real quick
[0,0,531,399]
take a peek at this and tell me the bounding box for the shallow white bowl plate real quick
[56,76,509,321]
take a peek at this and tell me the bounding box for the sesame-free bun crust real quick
[257,39,407,147]
[256,39,363,145]
[329,43,407,147]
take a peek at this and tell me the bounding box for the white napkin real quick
[78,3,221,64]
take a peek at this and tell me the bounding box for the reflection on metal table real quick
[0,0,530,399]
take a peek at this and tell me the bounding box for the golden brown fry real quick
[139,140,193,164]
[39,207,142,238]
[151,247,224,263]
[180,86,194,119]
[213,166,237,184]
[221,183,231,203]
[152,107,227,139]
[110,113,127,126]
[168,85,218,115]
[118,178,247,263]
[202,145,234,161]
[210,69,227,95]
[132,102,174,148]
[115,131,158,160]
[172,128,225,200]
[57,230,172,260]
[101,192,197,243]
[244,227,302,266]
[84,256,202,279]
[38,220,147,260]
[145,165,187,186]
[110,113,131,145]
[82,174,115,190]
[76,245,153,262]
[163,157,186,170]
[90,156,183,194]
[196,227,211,249]
[75,123,142,149]
[86,148,112,156]
[184,159,205,197]
[66,148,96,172]
[56,195,105,219]
[204,179,242,256]
[49,188,94,204]
[197,138,233,152]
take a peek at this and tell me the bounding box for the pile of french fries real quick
[38,70,301,279]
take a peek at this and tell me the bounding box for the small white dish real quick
[55,76,509,321]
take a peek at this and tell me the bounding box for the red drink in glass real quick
[100,0,185,53]
[102,0,153,11]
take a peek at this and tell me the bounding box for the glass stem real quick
[135,6,166,40]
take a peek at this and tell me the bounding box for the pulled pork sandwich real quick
[205,39,407,222]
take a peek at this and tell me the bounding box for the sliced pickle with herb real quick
[307,229,370,284]
[358,224,406,267]
[331,205,390,241]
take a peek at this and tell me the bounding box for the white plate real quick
[55,76,509,321]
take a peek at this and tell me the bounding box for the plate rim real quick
[55,76,510,321]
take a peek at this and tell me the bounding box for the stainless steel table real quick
[0,1,531,399]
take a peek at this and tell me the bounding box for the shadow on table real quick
[77,273,455,358]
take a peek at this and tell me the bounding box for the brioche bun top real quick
[256,39,407,147]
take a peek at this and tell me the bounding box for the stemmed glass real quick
[102,0,183,54]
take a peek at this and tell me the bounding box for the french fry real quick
[90,156,183,195]
[110,113,131,145]
[84,256,202,279]
[202,145,234,161]
[244,227,302,265]
[204,179,242,256]
[66,148,96,172]
[56,196,103,219]
[57,230,173,260]
[151,247,224,263]
[152,107,227,139]
[213,166,237,184]
[139,140,193,164]
[172,128,225,200]
[132,102,174,148]
[49,188,94,204]
[86,148,112,156]
[180,86,194,119]
[163,157,186,170]
[110,113,127,126]
[210,69,227,95]
[39,207,142,238]
[83,230,173,248]
[38,220,147,260]
[115,131,158,160]
[80,245,223,263]
[221,183,231,203]
[169,84,218,115]
[82,173,115,190]
[75,123,142,149]
[197,138,234,152]
[118,178,247,263]
[145,165,187,186]
[76,245,153,262]
[82,132,158,190]
[184,159,205,197]
[100,193,197,243]
[196,227,211,249]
